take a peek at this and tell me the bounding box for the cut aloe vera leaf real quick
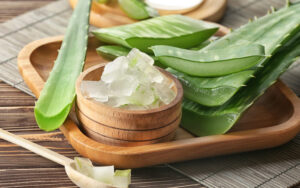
[92,15,218,53]
[118,0,158,20]
[181,30,300,136]
[151,44,265,77]
[168,68,255,106]
[34,0,91,131]
[96,45,131,60]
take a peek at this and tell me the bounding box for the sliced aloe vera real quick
[151,44,265,77]
[113,169,131,188]
[92,15,218,53]
[167,68,255,106]
[34,0,91,131]
[96,45,131,60]
[118,0,158,20]
[181,30,300,136]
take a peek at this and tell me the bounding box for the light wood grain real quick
[69,0,227,28]
[0,0,55,23]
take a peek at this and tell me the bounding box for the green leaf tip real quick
[34,103,72,131]
[286,0,291,7]
[271,6,276,12]
[34,0,92,131]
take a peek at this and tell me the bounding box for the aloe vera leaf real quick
[181,30,300,136]
[94,0,108,3]
[96,41,211,60]
[118,0,158,20]
[92,15,218,53]
[205,3,300,55]
[151,44,265,77]
[155,4,300,106]
[96,45,131,60]
[34,0,91,131]
[190,40,213,50]
[167,68,255,106]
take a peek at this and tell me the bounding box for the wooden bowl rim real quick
[76,63,183,115]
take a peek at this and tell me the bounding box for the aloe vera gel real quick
[81,49,176,110]
[74,157,131,188]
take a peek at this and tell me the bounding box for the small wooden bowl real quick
[75,63,183,147]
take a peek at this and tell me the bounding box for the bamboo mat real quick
[0,0,300,187]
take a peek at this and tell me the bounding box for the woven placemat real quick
[0,0,299,187]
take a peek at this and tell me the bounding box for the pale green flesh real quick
[92,15,218,53]
[152,44,265,62]
[182,29,300,136]
[158,56,263,77]
[34,0,91,131]
[152,44,265,76]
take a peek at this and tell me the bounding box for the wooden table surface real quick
[0,0,299,188]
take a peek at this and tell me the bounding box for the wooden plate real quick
[18,28,300,168]
[69,0,227,28]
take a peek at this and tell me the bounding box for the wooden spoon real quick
[0,128,114,188]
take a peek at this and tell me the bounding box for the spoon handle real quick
[0,128,73,166]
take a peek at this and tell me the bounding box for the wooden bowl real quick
[75,63,183,147]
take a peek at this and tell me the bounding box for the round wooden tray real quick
[69,0,227,28]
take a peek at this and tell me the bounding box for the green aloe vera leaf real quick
[181,30,300,136]
[92,15,218,53]
[96,45,131,60]
[96,41,211,60]
[94,0,108,3]
[167,68,255,106]
[154,3,300,106]
[204,3,300,55]
[151,44,265,77]
[34,0,91,131]
[118,0,158,20]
